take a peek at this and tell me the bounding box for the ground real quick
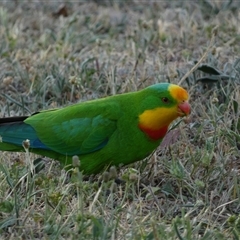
[0,1,239,239]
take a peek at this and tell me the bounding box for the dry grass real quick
[0,1,240,239]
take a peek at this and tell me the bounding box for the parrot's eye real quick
[162,97,169,104]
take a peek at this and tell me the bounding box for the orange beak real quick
[178,101,191,116]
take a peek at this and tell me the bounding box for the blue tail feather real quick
[0,121,50,150]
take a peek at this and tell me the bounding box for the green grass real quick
[0,1,240,239]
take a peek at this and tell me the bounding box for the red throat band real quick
[138,124,168,140]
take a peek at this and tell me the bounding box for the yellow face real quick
[138,84,189,131]
[138,107,179,130]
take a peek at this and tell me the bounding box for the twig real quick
[178,25,218,86]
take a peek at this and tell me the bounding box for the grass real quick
[0,1,240,239]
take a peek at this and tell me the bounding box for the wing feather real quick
[25,100,120,156]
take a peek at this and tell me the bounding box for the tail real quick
[0,116,49,151]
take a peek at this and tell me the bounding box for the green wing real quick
[24,100,120,156]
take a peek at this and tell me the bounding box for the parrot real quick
[0,83,190,174]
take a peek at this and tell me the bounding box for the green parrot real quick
[0,83,190,174]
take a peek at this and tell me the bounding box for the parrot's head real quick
[138,83,190,140]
